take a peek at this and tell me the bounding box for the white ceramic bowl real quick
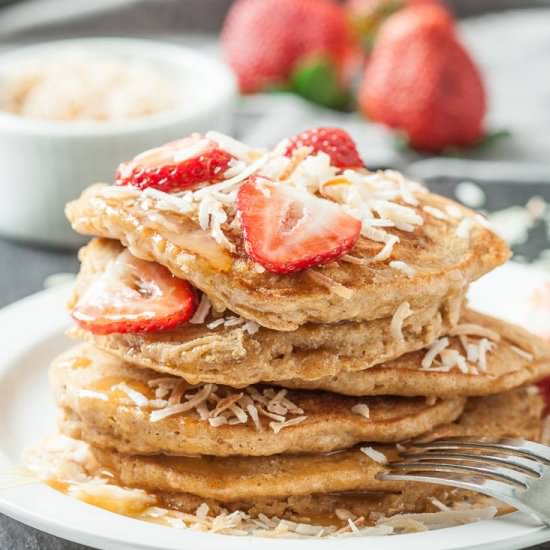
[0,38,237,247]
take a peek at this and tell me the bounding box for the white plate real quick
[0,262,550,550]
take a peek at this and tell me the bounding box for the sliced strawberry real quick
[115,134,233,192]
[237,176,361,274]
[72,250,197,334]
[285,127,363,168]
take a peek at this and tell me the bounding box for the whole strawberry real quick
[221,0,360,109]
[359,5,486,152]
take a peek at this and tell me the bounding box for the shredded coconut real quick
[449,324,501,342]
[351,403,371,419]
[269,415,307,434]
[206,132,251,160]
[206,318,225,330]
[389,260,416,277]
[113,383,148,407]
[360,446,388,465]
[422,338,450,369]
[423,205,447,220]
[146,379,307,433]
[510,345,534,361]
[307,270,353,299]
[189,294,211,324]
[391,302,412,343]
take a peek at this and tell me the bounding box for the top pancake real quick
[65,173,509,330]
[69,238,463,386]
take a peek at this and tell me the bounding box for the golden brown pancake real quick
[282,310,550,397]
[65,182,509,330]
[90,388,544,502]
[52,345,465,456]
[154,488,504,528]
[69,238,464,386]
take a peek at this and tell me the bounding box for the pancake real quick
[26,433,505,531]
[69,238,463,386]
[282,309,550,396]
[52,345,465,457]
[90,387,544,502]
[154,487,504,528]
[65,175,509,331]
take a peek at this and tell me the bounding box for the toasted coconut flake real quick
[168,380,188,405]
[209,393,244,419]
[348,518,361,534]
[423,205,447,220]
[148,399,168,409]
[206,131,251,160]
[307,270,353,299]
[466,342,479,363]
[193,153,270,199]
[351,403,371,420]
[150,384,213,422]
[450,323,500,342]
[510,345,534,361]
[257,406,286,423]
[195,502,210,520]
[445,204,464,219]
[224,316,246,328]
[208,415,228,427]
[141,188,193,214]
[189,294,211,324]
[371,237,399,262]
[340,254,369,265]
[440,349,469,374]
[335,508,356,521]
[389,260,416,277]
[360,446,388,465]
[242,320,260,335]
[113,383,149,407]
[206,318,225,330]
[477,338,493,372]
[228,403,248,423]
[430,498,451,512]
[391,302,412,343]
[422,337,450,369]
[269,415,307,434]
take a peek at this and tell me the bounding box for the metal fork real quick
[379,438,550,525]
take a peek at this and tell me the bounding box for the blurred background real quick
[0,1,550,548]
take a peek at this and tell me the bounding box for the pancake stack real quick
[47,131,550,533]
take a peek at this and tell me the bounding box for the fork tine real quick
[399,451,545,478]
[388,460,532,488]
[410,438,550,465]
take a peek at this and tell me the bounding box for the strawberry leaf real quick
[290,56,353,111]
